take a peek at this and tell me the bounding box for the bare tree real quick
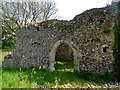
[0,1,58,50]
[1,1,58,29]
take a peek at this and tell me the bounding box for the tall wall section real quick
[3,4,118,74]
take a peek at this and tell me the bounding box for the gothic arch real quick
[49,40,80,71]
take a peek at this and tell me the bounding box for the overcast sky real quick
[54,0,112,20]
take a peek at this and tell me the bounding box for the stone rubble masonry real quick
[2,4,118,74]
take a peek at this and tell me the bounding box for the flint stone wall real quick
[2,6,117,74]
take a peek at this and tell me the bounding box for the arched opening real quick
[55,43,73,61]
[49,40,79,72]
[55,43,74,71]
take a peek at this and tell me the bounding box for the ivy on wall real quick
[114,2,120,81]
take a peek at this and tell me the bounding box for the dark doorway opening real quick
[54,43,74,72]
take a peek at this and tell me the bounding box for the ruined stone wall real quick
[71,7,116,74]
[10,20,74,69]
[3,5,117,74]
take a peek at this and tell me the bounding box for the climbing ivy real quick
[114,2,120,82]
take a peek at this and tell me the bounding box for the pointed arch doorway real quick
[49,40,79,72]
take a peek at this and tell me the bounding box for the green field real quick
[1,51,119,88]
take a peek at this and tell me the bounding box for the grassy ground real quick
[2,64,102,88]
[2,61,118,88]
[1,51,119,88]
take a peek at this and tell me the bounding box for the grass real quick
[2,61,118,88]
[1,51,119,88]
[54,60,74,72]
[2,66,100,88]
[2,60,91,88]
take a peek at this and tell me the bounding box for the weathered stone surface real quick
[2,54,14,68]
[2,3,119,74]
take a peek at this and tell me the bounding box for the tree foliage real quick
[0,1,58,50]
[114,2,120,81]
